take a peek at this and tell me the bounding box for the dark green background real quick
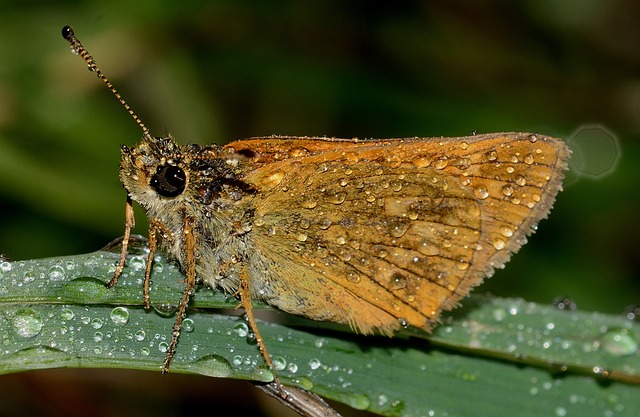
[0,2,638,416]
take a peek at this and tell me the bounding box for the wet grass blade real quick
[0,249,638,416]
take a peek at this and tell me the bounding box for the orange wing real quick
[222,133,569,334]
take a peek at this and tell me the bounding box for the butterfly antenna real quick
[61,26,153,141]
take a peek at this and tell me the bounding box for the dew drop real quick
[153,303,178,317]
[301,198,317,209]
[406,209,419,220]
[47,264,66,281]
[455,259,470,271]
[413,157,431,168]
[295,233,308,242]
[344,392,371,411]
[0,261,12,273]
[524,154,535,165]
[266,171,285,187]
[459,141,469,150]
[318,218,332,230]
[233,322,249,338]
[129,255,146,271]
[501,184,514,196]
[473,186,489,200]
[60,308,75,321]
[308,358,322,370]
[601,328,638,356]
[110,306,130,325]
[23,270,36,283]
[492,307,507,322]
[390,273,407,290]
[135,329,147,341]
[299,219,311,229]
[291,376,315,391]
[193,355,234,378]
[347,272,361,284]
[325,191,346,205]
[624,305,640,321]
[289,147,309,158]
[13,308,43,338]
[90,317,104,329]
[485,150,498,161]
[555,406,567,417]
[339,249,352,262]
[434,157,449,169]
[83,256,100,270]
[515,175,527,186]
[389,222,410,238]
[418,240,440,256]
[493,239,506,250]
[500,226,514,237]
[592,366,612,378]
[454,157,471,170]
[182,318,195,333]
[551,297,578,311]
[272,356,287,371]
[390,181,403,192]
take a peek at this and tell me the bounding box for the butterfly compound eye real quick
[150,165,187,197]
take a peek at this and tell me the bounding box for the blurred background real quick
[0,1,638,416]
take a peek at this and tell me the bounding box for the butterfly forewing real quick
[224,133,569,334]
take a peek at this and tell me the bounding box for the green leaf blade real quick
[1,251,639,416]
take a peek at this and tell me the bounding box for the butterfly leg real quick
[162,215,196,374]
[107,195,136,288]
[238,271,287,398]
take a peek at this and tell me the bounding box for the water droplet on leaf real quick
[110,306,130,325]
[12,308,43,338]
